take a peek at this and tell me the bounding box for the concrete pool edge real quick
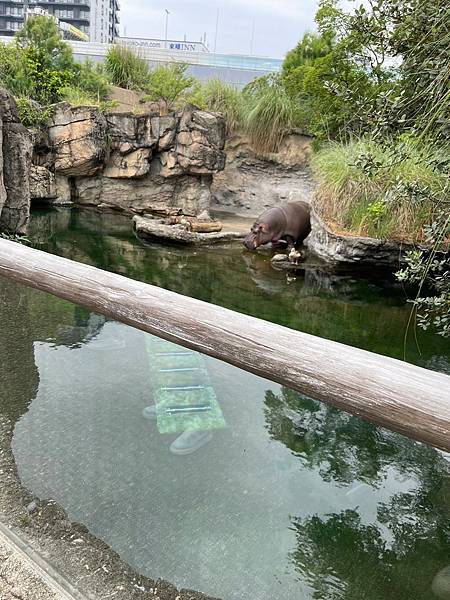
[0,415,221,600]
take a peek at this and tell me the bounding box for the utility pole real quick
[23,0,29,22]
[213,8,219,54]
[164,9,170,49]
[250,18,256,55]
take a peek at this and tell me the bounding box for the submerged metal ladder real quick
[146,336,226,434]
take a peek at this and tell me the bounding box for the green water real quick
[1,207,449,600]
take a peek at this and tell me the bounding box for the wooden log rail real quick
[0,238,449,452]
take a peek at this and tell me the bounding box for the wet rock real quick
[47,103,107,176]
[307,209,418,267]
[133,215,243,245]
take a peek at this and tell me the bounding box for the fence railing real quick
[0,237,449,452]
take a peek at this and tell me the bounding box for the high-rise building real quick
[0,0,120,42]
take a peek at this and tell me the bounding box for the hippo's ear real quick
[259,223,269,232]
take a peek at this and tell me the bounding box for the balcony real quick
[34,0,90,8]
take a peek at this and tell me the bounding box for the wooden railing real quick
[0,237,449,452]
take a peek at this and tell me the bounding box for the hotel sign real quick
[121,37,209,53]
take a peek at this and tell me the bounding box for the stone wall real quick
[211,133,314,217]
[0,89,32,235]
[31,103,226,218]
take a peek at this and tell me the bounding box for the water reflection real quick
[0,207,449,600]
[28,207,450,367]
[3,299,449,600]
[265,387,450,599]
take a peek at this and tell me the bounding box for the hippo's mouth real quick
[243,235,257,250]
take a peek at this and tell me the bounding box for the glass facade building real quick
[0,0,119,42]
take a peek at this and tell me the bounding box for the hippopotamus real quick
[243,201,311,251]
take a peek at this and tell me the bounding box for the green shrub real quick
[105,44,150,90]
[312,137,449,241]
[0,17,74,104]
[72,59,111,102]
[188,79,243,134]
[145,63,195,111]
[15,15,74,71]
[15,97,53,128]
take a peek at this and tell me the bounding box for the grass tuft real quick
[312,137,449,242]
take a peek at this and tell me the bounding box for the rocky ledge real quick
[307,209,419,267]
[31,102,226,218]
[133,215,244,245]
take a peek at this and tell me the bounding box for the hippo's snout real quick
[243,234,258,250]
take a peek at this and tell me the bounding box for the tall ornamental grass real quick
[188,79,244,134]
[242,82,300,153]
[312,137,449,242]
[105,44,150,90]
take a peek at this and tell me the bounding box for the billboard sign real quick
[120,37,209,53]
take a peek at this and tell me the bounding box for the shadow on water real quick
[0,206,449,600]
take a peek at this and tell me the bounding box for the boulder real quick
[307,209,417,267]
[0,87,20,123]
[175,105,226,175]
[0,89,32,234]
[103,148,152,178]
[0,121,32,234]
[0,118,6,217]
[73,172,213,217]
[29,165,57,200]
[47,104,107,176]
[106,112,158,150]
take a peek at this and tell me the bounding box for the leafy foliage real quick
[72,59,111,102]
[15,97,53,128]
[145,63,195,111]
[397,213,450,337]
[15,15,74,71]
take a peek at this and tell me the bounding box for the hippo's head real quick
[243,222,272,250]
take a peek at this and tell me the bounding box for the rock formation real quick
[32,102,226,218]
[0,89,32,234]
[211,132,314,217]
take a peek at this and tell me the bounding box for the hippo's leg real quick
[285,236,296,252]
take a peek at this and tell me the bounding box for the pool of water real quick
[1,207,449,600]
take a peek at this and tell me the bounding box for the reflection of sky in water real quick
[12,321,449,600]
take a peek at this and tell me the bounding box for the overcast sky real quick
[120,1,320,58]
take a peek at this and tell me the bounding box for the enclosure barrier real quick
[0,238,449,452]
